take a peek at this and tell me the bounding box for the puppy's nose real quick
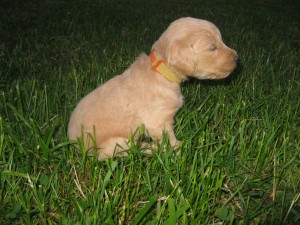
[234,55,240,63]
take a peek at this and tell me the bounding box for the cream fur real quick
[68,17,238,160]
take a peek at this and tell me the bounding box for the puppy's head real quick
[152,17,239,80]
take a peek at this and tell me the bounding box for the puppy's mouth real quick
[196,56,239,80]
[208,60,239,79]
[210,71,232,79]
[198,70,233,80]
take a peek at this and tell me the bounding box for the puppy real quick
[68,17,239,160]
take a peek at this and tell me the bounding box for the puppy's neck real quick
[150,51,182,84]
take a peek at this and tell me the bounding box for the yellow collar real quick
[150,51,182,83]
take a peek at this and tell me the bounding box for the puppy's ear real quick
[167,41,197,76]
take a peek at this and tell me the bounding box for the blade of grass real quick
[131,194,158,225]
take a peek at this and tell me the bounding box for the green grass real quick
[0,0,300,224]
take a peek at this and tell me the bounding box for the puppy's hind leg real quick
[97,137,129,160]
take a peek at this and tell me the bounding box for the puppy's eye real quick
[209,44,217,51]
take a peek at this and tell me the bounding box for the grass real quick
[0,0,299,224]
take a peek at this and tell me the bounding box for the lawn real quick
[0,0,299,224]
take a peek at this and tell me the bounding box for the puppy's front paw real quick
[174,140,182,147]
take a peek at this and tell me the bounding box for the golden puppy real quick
[68,17,239,160]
